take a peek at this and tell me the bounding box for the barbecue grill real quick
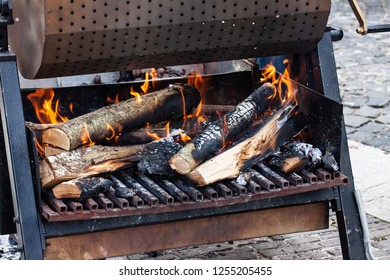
[0,0,373,260]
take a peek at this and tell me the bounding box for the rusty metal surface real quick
[43,202,329,259]
[9,0,331,79]
[41,167,349,222]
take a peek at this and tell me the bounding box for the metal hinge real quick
[348,0,390,35]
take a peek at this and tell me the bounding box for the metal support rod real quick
[0,53,44,259]
[316,31,367,259]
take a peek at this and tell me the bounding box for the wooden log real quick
[269,146,308,173]
[52,177,113,200]
[169,82,276,175]
[42,84,201,150]
[187,105,307,186]
[40,138,180,188]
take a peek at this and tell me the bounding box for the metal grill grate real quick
[41,164,348,222]
[9,0,331,78]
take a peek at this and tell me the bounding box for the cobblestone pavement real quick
[1,0,390,260]
[331,0,390,153]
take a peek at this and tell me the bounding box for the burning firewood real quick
[41,84,201,151]
[269,146,309,173]
[187,105,307,186]
[52,177,112,200]
[39,138,181,188]
[169,82,276,175]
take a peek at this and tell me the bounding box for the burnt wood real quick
[170,82,275,175]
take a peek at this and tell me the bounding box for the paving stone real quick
[362,136,390,148]
[354,106,382,118]
[342,96,367,108]
[319,237,341,248]
[348,131,375,142]
[376,114,390,124]
[345,126,357,135]
[367,95,390,108]
[359,121,386,133]
[344,115,369,128]
[286,235,320,246]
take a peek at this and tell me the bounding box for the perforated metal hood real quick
[9,0,331,79]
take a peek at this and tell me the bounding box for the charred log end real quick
[42,128,70,150]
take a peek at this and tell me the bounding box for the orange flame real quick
[164,121,171,138]
[130,87,142,103]
[106,94,120,104]
[260,59,297,106]
[140,71,150,93]
[106,123,116,141]
[179,132,191,144]
[27,88,68,124]
[145,122,161,141]
[150,68,159,90]
[81,123,95,146]
[69,102,74,114]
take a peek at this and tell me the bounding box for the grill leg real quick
[316,30,367,259]
[0,53,44,259]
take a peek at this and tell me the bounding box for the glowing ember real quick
[27,88,69,124]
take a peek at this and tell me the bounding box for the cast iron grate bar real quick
[155,179,190,203]
[213,182,233,198]
[256,163,290,188]
[249,169,275,190]
[119,171,159,206]
[132,173,174,205]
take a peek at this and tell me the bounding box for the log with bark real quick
[169,82,276,175]
[187,104,307,186]
[52,177,113,200]
[41,84,201,151]
[40,138,182,188]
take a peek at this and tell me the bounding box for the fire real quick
[145,122,161,141]
[150,68,159,89]
[260,59,297,106]
[179,132,191,144]
[130,87,142,103]
[27,88,69,124]
[81,123,95,146]
[106,124,116,141]
[140,71,150,93]
[106,94,120,104]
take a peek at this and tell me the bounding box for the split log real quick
[40,138,181,188]
[169,82,276,175]
[187,104,307,186]
[269,146,309,173]
[42,84,201,150]
[52,177,112,200]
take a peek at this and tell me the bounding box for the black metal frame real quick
[0,17,366,258]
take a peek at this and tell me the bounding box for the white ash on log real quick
[52,177,112,200]
[187,105,307,186]
[41,84,201,151]
[169,82,276,175]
